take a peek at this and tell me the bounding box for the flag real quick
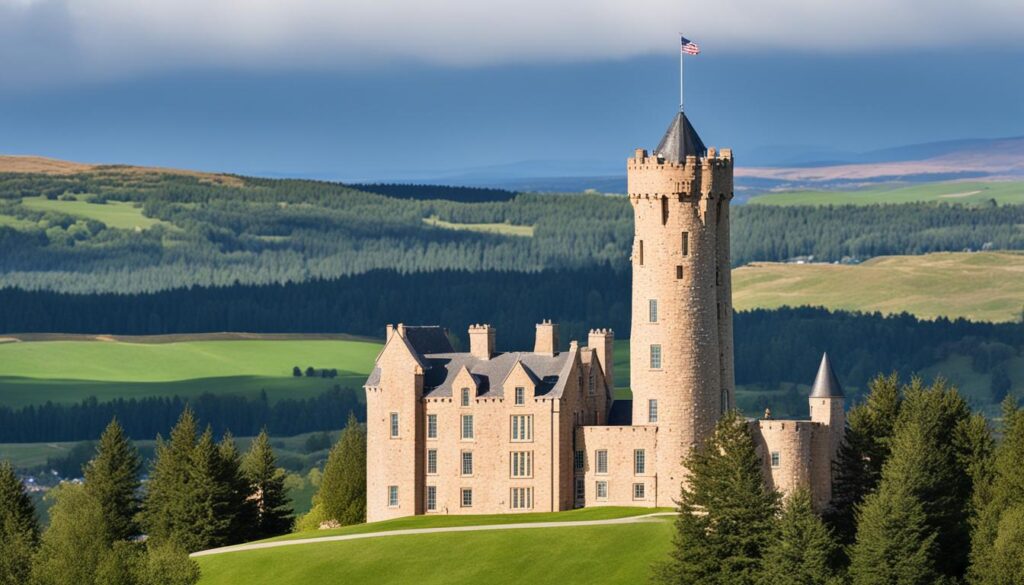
[680,36,700,55]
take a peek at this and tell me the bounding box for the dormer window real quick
[461,387,471,407]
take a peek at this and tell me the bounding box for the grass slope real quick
[747,180,1024,206]
[197,515,673,585]
[18,196,172,230]
[423,215,535,237]
[0,338,380,407]
[733,251,1024,323]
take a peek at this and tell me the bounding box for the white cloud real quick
[1,0,1022,86]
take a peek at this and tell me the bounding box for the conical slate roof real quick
[809,352,843,398]
[654,112,707,162]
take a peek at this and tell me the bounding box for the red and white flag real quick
[681,36,700,55]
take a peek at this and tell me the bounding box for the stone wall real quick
[577,425,659,508]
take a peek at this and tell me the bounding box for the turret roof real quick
[809,352,844,398]
[654,111,707,162]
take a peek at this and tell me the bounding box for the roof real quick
[654,112,707,162]
[421,350,575,399]
[402,326,454,355]
[809,352,844,398]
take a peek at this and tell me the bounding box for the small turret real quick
[809,353,843,398]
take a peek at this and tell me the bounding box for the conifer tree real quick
[242,429,294,538]
[759,489,842,585]
[849,477,938,585]
[655,410,780,585]
[216,432,258,545]
[31,483,109,585]
[319,412,366,526]
[969,397,1024,584]
[140,407,200,549]
[183,427,235,551]
[0,460,39,585]
[825,372,902,545]
[83,418,141,542]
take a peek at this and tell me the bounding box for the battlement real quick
[627,147,734,199]
[588,328,614,335]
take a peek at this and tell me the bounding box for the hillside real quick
[194,510,674,585]
[733,251,1024,323]
[747,180,1024,206]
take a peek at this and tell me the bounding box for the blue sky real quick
[1,0,1022,179]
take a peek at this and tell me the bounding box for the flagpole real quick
[679,39,684,112]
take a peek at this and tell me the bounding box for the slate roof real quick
[403,326,454,355]
[654,112,707,162]
[809,352,844,398]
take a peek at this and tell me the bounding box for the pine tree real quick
[215,432,258,545]
[31,483,109,585]
[318,412,366,526]
[969,397,1024,584]
[655,410,780,585]
[83,418,142,542]
[182,427,235,551]
[849,478,938,585]
[140,407,200,549]
[242,429,294,538]
[0,460,39,585]
[759,489,842,585]
[825,372,902,545]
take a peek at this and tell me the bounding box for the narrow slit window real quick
[681,232,689,256]
[639,240,644,266]
[676,265,684,279]
[661,197,669,225]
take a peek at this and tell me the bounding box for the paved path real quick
[191,512,677,558]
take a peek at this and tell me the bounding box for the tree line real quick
[1,271,1020,404]
[1,171,1022,294]
[1,408,370,583]
[656,378,1024,585]
[0,387,365,444]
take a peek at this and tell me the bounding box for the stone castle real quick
[364,111,845,522]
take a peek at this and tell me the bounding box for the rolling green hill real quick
[195,510,674,585]
[733,251,1024,323]
[18,195,172,230]
[0,335,380,407]
[747,180,1024,206]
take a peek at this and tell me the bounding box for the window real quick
[596,481,608,500]
[426,486,436,512]
[462,415,474,440]
[661,197,669,225]
[721,389,729,414]
[461,387,471,407]
[461,488,473,508]
[511,487,533,510]
[511,415,533,442]
[634,449,646,475]
[676,265,684,280]
[427,414,437,439]
[388,485,398,507]
[588,370,595,396]
[771,451,781,468]
[427,449,437,475]
[462,451,473,476]
[515,387,525,405]
[511,451,533,478]
[650,345,662,369]
[575,478,585,503]
[649,399,659,423]
[633,483,646,500]
[649,299,658,323]
[596,450,608,474]
[638,240,644,265]
[681,232,689,256]
[389,413,399,438]
[574,449,584,471]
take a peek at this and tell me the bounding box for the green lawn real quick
[747,180,1024,206]
[18,195,172,230]
[197,516,673,585]
[733,251,1024,323]
[0,339,381,407]
[271,506,668,542]
[422,215,535,237]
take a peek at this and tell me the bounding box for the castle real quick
[364,111,845,521]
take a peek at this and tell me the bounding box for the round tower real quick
[627,111,735,504]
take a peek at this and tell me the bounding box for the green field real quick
[18,195,173,230]
[733,251,1024,323]
[423,215,535,237]
[196,511,673,585]
[747,180,1024,206]
[0,337,381,407]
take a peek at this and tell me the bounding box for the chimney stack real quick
[588,329,615,392]
[534,320,559,356]
[468,324,496,360]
